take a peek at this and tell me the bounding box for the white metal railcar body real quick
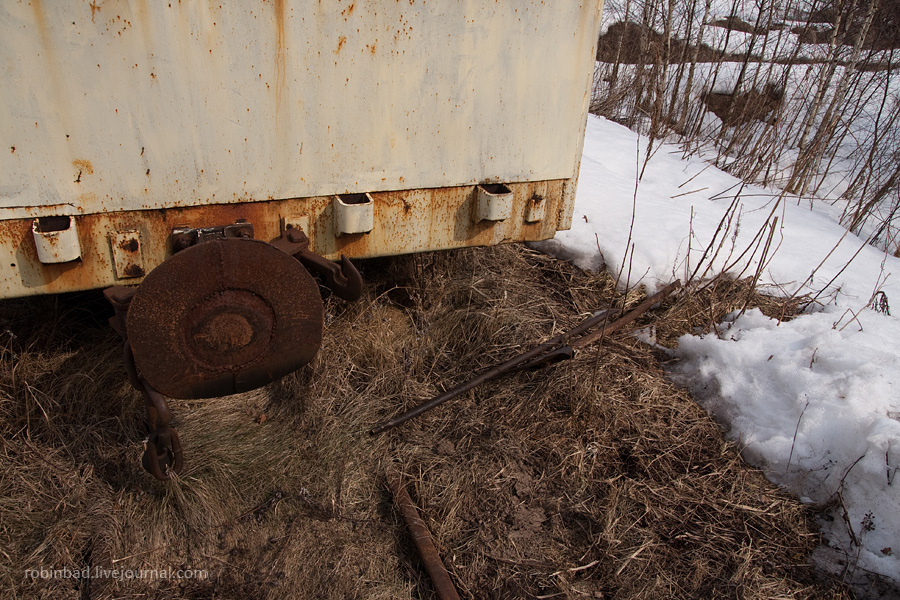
[1,1,603,298]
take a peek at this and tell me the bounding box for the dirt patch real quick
[598,21,728,64]
[0,245,851,599]
[710,16,761,35]
[791,25,834,45]
[701,82,785,127]
[811,4,900,50]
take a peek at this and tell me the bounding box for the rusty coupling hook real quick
[270,227,364,301]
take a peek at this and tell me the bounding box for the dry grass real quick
[0,245,850,599]
[654,276,809,348]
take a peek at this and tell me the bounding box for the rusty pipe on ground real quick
[370,308,616,435]
[569,280,682,348]
[385,464,461,600]
[370,280,681,435]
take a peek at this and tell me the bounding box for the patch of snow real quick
[534,114,900,587]
[671,306,900,582]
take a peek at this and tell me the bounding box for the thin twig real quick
[786,400,809,474]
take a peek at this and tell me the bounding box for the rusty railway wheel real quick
[126,238,324,399]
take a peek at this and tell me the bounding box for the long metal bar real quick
[570,280,682,348]
[370,280,681,435]
[369,308,616,435]
[385,464,461,600]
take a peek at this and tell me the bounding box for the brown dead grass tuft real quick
[654,276,809,348]
[0,245,848,599]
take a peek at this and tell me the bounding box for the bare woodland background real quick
[590,0,900,256]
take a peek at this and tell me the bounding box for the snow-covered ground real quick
[534,115,900,587]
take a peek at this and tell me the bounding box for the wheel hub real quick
[126,238,324,399]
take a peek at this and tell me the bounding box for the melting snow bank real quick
[669,306,900,588]
[534,115,900,590]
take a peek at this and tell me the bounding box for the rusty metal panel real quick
[0,1,604,299]
[0,1,603,221]
[0,181,567,297]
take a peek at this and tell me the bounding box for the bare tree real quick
[593,0,900,249]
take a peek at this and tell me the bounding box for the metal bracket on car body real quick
[170,220,255,252]
[270,226,364,302]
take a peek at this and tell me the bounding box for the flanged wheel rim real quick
[126,238,324,399]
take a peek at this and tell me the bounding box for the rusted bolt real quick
[194,313,255,353]
[124,264,145,278]
[285,227,309,245]
[120,238,139,252]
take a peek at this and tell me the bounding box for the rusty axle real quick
[370,280,681,435]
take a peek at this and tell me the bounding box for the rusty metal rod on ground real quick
[370,308,616,435]
[370,280,681,435]
[385,464,461,600]
[571,280,681,350]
